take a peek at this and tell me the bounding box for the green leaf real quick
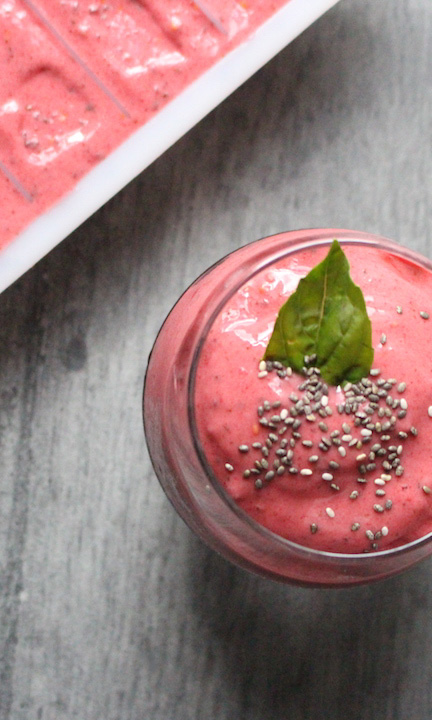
[264,240,374,385]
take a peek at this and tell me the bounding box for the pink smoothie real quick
[194,243,432,554]
[0,0,288,246]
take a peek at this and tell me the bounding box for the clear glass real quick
[143,229,432,587]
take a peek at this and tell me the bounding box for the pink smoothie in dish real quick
[194,242,432,554]
[0,0,289,246]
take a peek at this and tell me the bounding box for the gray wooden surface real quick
[1,0,432,718]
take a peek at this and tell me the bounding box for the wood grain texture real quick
[1,0,432,718]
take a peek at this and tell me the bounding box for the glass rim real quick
[187,228,432,563]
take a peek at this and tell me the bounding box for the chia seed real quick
[374,478,386,486]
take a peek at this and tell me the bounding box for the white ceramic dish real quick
[0,0,340,294]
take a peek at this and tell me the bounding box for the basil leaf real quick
[264,240,374,385]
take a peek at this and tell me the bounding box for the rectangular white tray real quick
[0,0,340,294]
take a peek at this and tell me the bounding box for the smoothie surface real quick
[194,243,432,553]
[0,0,289,245]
